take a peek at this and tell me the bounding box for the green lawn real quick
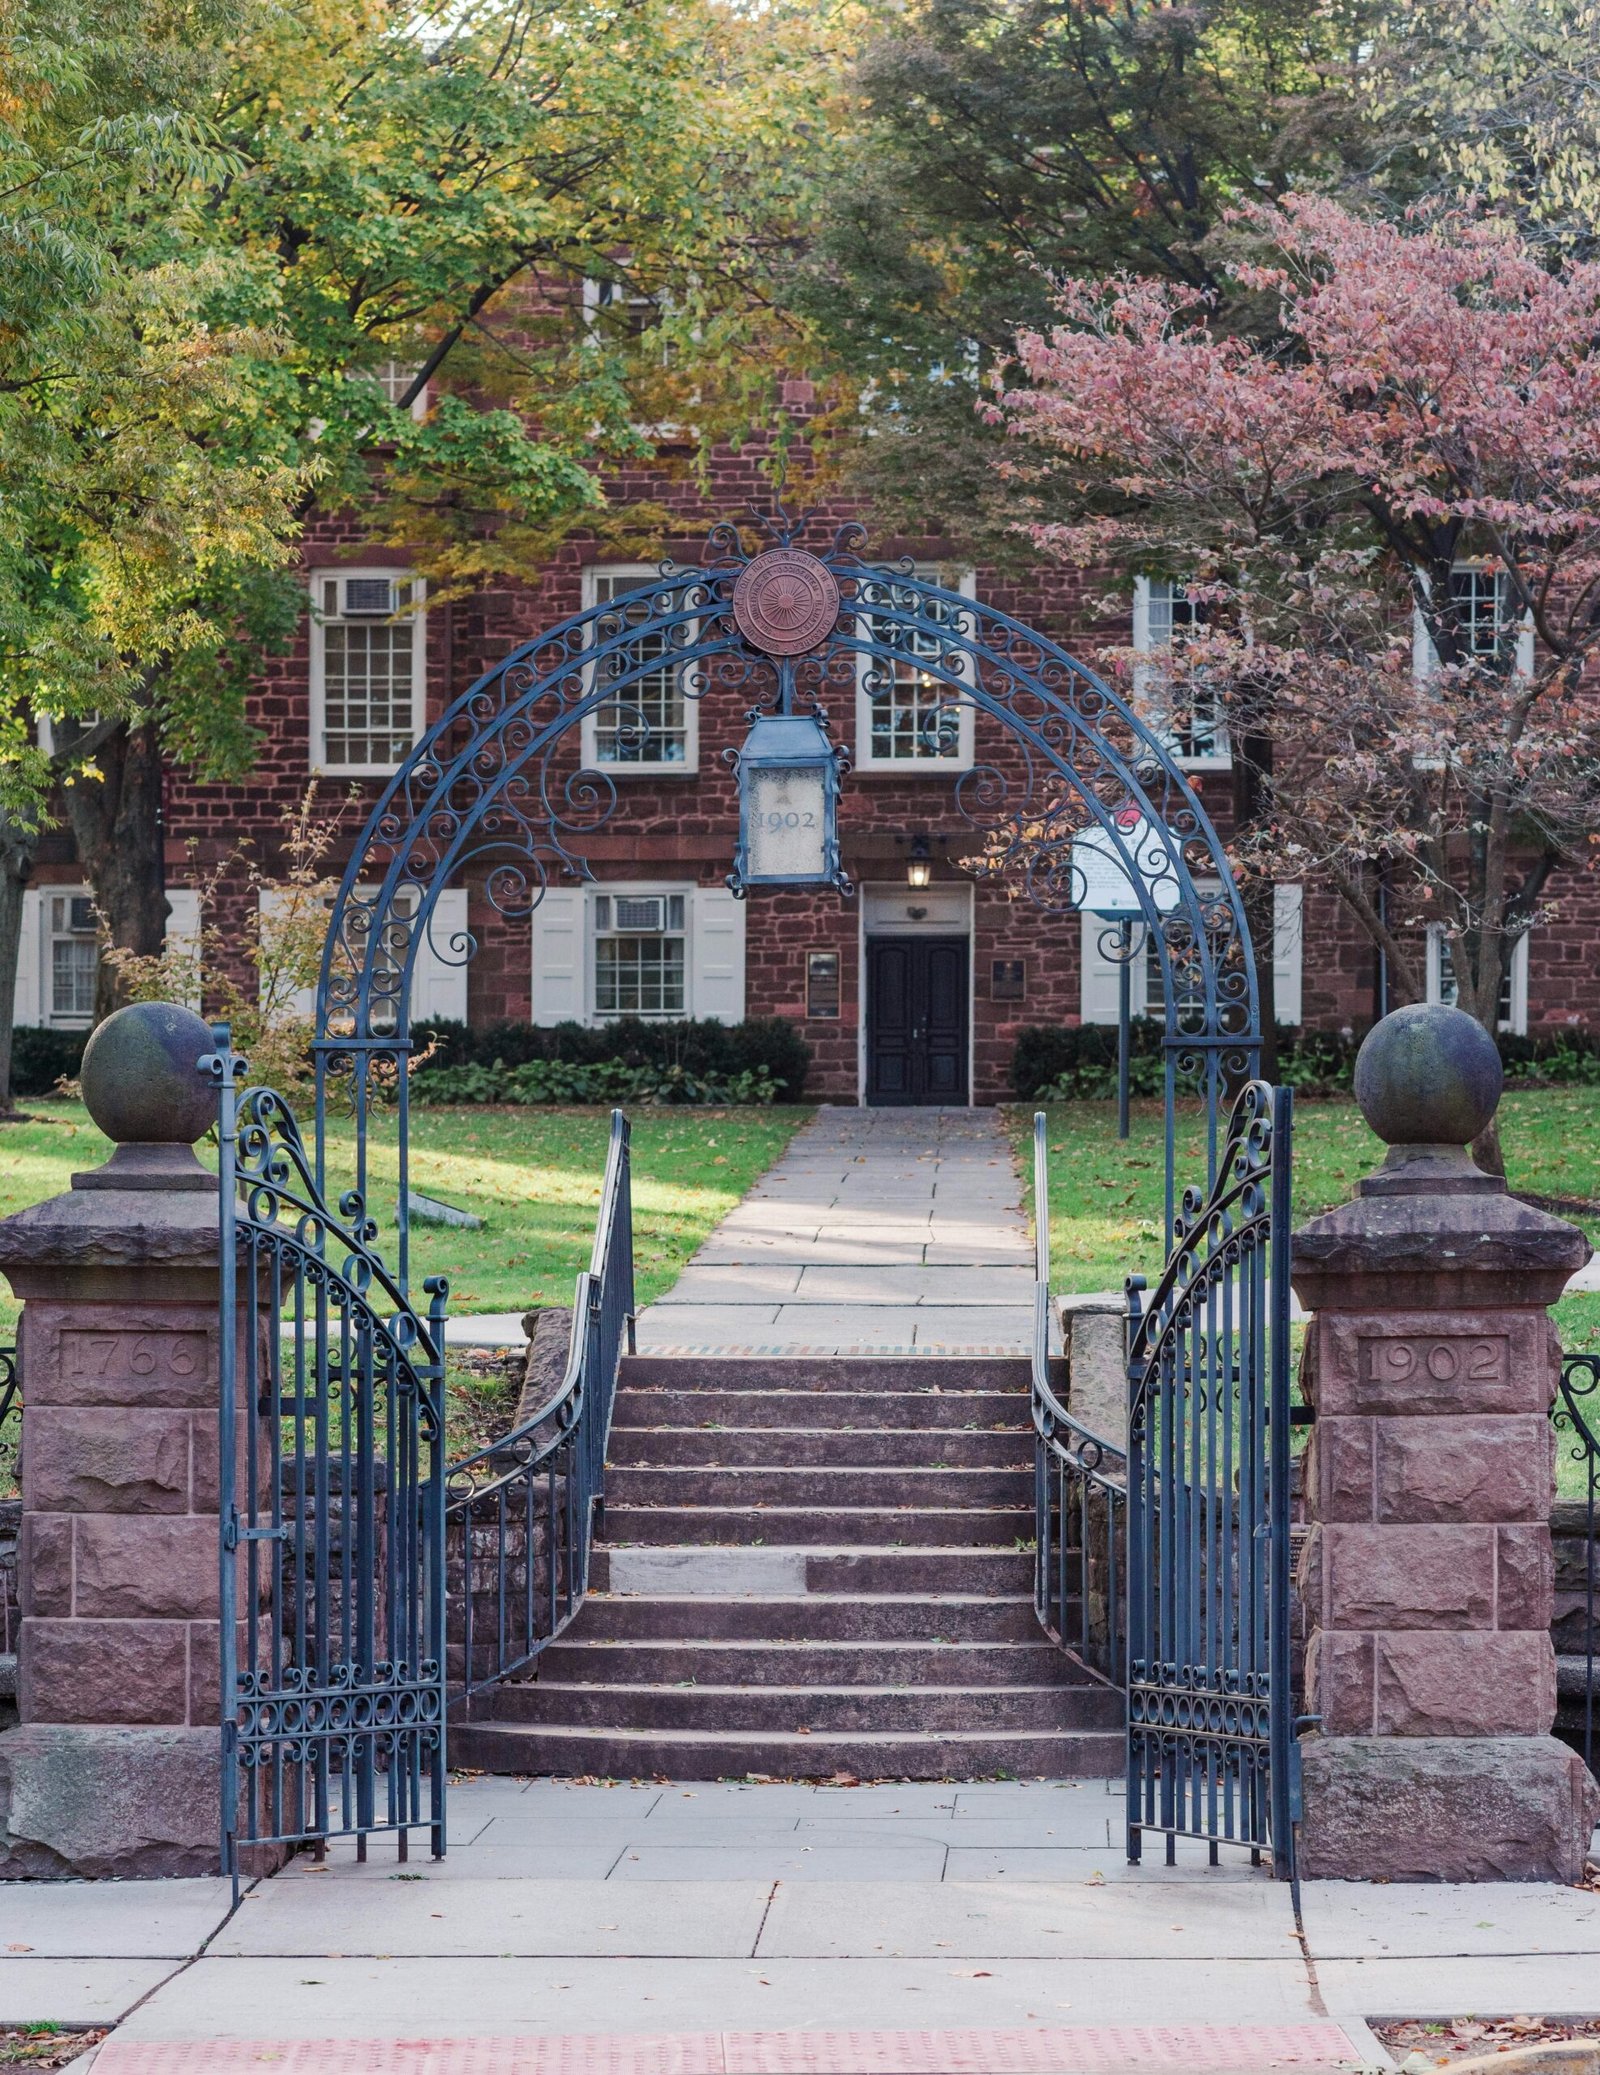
[1011,1086,1600,1358]
[0,1100,815,1330]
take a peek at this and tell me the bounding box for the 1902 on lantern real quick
[728,710,849,894]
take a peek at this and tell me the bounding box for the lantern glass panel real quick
[746,764,828,880]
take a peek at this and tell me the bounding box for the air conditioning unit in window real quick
[343,578,398,616]
[613,896,666,933]
[67,896,96,934]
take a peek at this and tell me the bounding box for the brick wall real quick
[24,416,1594,1094]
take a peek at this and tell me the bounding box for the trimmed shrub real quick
[9,1026,88,1097]
[1013,1021,1600,1101]
[410,1056,786,1107]
[411,1015,811,1097]
[1011,1021,1164,1102]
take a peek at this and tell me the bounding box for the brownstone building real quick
[15,393,1599,1102]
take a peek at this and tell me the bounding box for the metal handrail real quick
[446,1110,636,1703]
[1031,1111,1127,1683]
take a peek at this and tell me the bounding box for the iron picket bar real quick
[1030,1112,1128,1684]
[210,1028,448,1888]
[446,1110,635,1705]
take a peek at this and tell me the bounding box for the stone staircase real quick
[452,1355,1124,1779]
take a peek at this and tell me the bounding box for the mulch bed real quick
[1376,2016,1600,2065]
[0,2030,106,2067]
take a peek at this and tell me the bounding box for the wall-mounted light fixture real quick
[906,835,932,891]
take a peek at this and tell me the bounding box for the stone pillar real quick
[0,1002,240,1878]
[1059,1293,1127,1445]
[1293,1002,1600,1882]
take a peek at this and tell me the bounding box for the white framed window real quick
[371,361,429,421]
[1131,578,1230,769]
[529,884,745,1026]
[1412,566,1535,678]
[1426,924,1528,1034]
[35,712,102,758]
[593,891,688,1018]
[581,275,664,347]
[579,566,697,773]
[854,568,977,773]
[45,891,98,1028]
[361,359,429,422]
[309,569,427,776]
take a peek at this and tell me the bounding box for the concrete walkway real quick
[25,1778,1600,2070]
[634,1107,1035,1356]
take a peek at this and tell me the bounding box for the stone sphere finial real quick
[80,1001,217,1147]
[1353,1002,1503,1149]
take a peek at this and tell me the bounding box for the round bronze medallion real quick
[731,548,840,656]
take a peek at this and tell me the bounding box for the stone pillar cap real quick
[73,1002,217,1194]
[1353,1003,1503,1197]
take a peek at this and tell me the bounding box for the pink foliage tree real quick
[990,194,1600,1135]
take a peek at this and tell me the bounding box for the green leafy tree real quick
[787,0,1378,562]
[0,0,829,1086]
[1365,0,1600,250]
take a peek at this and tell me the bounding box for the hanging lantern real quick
[725,547,852,897]
[728,711,846,892]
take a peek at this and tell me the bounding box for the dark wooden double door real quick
[865,936,969,1106]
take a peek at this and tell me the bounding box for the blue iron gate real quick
[210,1031,448,1882]
[1125,1082,1295,1874]
[262,507,1294,1868]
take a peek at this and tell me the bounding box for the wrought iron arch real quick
[313,514,1261,1284]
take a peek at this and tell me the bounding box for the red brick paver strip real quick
[91,2021,1368,2072]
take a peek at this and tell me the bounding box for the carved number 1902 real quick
[1359,1336,1505,1385]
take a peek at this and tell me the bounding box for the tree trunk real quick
[58,720,169,1020]
[0,814,37,1115]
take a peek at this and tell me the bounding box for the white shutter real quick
[691,888,745,1021]
[1272,883,1303,1029]
[531,889,585,1026]
[164,887,202,1011]
[1080,913,1149,1023]
[412,888,469,1024]
[257,887,317,1018]
[12,888,42,1026]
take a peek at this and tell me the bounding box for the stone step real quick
[449,1720,1123,1781]
[605,1465,1031,1509]
[487,1680,1117,1734]
[618,1357,1032,1395]
[607,1426,1030,1469]
[588,1544,1036,1597]
[534,1637,1097,1688]
[611,1390,1029,1431]
[576,1593,1049,1644]
[602,1504,1035,1548]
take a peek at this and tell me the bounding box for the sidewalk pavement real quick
[440,1102,1600,1351]
[14,1777,1597,2072]
[633,1107,1037,1356]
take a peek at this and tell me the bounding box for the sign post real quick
[1070,809,1181,1140]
